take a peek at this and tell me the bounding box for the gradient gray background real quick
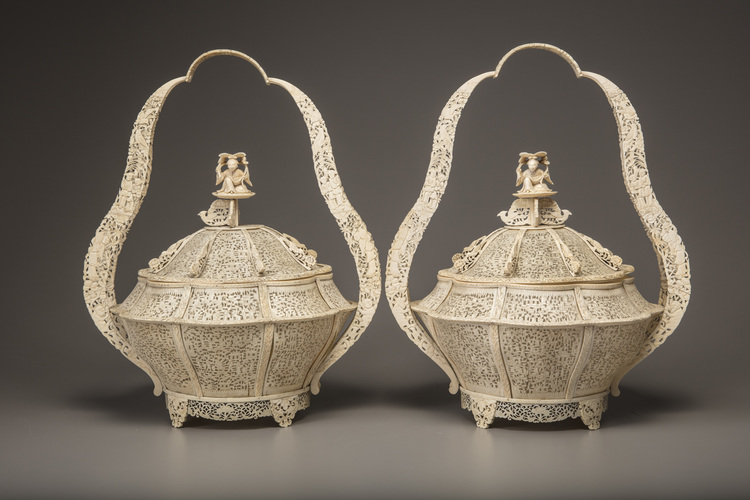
[3,1,749,498]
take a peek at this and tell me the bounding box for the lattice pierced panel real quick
[264,318,334,394]
[515,230,569,280]
[433,320,503,396]
[156,231,214,278]
[581,287,641,321]
[182,324,264,397]
[128,287,186,321]
[499,326,583,399]
[267,284,331,318]
[500,289,581,324]
[125,321,193,393]
[437,288,497,319]
[575,321,649,395]
[200,231,258,281]
[460,230,518,278]
[317,279,352,309]
[249,229,308,276]
[418,280,452,311]
[184,287,262,323]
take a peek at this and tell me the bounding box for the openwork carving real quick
[267,284,331,318]
[451,231,500,273]
[183,391,311,427]
[83,50,380,425]
[499,198,571,226]
[184,288,262,322]
[269,80,381,394]
[500,290,581,324]
[149,235,191,272]
[499,326,582,398]
[126,321,194,394]
[278,233,318,270]
[461,389,608,429]
[575,323,648,394]
[166,394,189,427]
[433,321,503,394]
[264,318,334,394]
[569,229,623,270]
[182,324,264,397]
[386,43,690,429]
[199,199,234,227]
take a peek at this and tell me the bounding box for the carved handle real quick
[385,43,690,396]
[83,50,381,396]
[269,78,382,395]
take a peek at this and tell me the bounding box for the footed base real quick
[164,389,310,428]
[460,388,608,430]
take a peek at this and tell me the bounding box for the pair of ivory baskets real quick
[83,45,691,430]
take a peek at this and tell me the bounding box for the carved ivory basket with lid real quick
[83,50,380,427]
[386,44,691,429]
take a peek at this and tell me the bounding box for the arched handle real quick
[83,50,381,396]
[385,43,690,396]
[270,78,381,394]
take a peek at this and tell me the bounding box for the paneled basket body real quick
[385,44,690,430]
[111,226,355,426]
[412,225,663,429]
[83,51,381,428]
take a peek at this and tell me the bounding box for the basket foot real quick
[165,394,189,428]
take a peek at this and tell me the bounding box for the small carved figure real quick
[516,151,553,194]
[215,152,253,195]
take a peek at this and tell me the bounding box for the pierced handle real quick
[83,50,381,396]
[270,78,381,394]
[582,71,691,395]
[385,43,690,395]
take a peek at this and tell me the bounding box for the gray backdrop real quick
[3,1,748,498]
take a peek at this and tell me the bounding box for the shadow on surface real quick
[69,383,167,425]
[597,384,699,428]
[487,384,700,432]
[67,380,699,431]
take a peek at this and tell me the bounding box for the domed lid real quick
[142,225,330,284]
[439,152,632,285]
[140,152,331,284]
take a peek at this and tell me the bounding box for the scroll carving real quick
[268,79,381,394]
[385,43,690,397]
[83,76,186,395]
[580,72,691,394]
[84,50,381,398]
[386,74,496,394]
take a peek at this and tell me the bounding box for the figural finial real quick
[514,151,556,198]
[499,151,570,227]
[214,152,255,199]
[200,152,255,227]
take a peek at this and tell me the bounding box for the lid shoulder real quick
[140,225,331,284]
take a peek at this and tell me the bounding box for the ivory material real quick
[83,50,381,426]
[385,43,690,429]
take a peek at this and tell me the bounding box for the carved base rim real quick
[459,387,608,430]
[164,388,311,428]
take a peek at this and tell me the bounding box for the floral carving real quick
[499,196,571,226]
[385,43,690,429]
[84,51,381,425]
[583,73,691,394]
[451,232,499,273]
[279,233,318,271]
[149,235,191,272]
[571,229,623,271]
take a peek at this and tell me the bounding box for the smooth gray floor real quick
[3,1,749,498]
[3,351,749,500]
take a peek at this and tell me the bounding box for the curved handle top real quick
[385,43,690,395]
[83,50,381,395]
